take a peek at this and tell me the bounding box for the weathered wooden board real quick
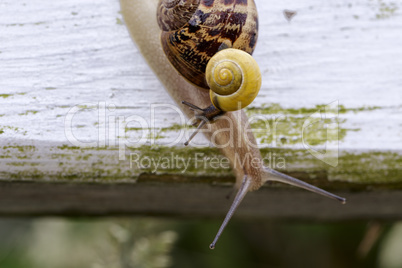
[0,0,401,217]
[1,180,402,221]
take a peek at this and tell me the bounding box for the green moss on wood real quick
[1,142,400,189]
[18,110,39,116]
[0,126,27,135]
[246,103,382,115]
[0,94,13,99]
[0,103,398,187]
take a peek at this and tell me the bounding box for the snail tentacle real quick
[264,168,347,204]
[210,172,251,249]
[181,101,225,146]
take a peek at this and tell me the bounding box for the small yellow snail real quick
[120,0,346,250]
[157,0,261,144]
[182,48,262,144]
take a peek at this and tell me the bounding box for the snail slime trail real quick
[121,0,346,250]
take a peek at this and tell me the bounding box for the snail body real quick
[121,0,345,250]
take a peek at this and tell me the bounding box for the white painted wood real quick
[1,0,401,151]
[0,0,401,181]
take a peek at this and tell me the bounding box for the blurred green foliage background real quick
[0,217,401,268]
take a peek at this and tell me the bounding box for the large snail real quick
[120,0,346,249]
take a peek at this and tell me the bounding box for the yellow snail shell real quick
[206,48,261,112]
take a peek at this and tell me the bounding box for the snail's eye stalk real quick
[184,120,206,146]
[209,173,251,250]
[265,168,346,204]
[181,101,224,146]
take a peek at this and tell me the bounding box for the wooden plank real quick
[1,180,402,220]
[0,0,401,216]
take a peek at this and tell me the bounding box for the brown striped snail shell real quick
[157,0,259,89]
